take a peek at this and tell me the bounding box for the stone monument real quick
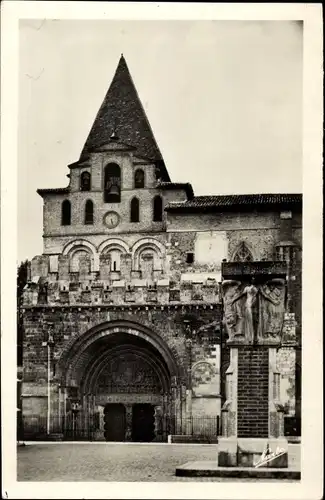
[218,261,288,468]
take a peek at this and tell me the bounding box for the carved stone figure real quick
[242,280,259,343]
[222,280,245,340]
[258,278,286,340]
[222,277,286,343]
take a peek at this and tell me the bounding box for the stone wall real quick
[21,304,222,415]
[42,149,189,241]
[276,347,297,415]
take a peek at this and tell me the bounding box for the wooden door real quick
[103,403,126,441]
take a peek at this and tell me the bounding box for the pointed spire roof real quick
[80,55,170,181]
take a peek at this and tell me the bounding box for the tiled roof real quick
[157,182,194,199]
[37,187,70,197]
[165,193,302,212]
[79,55,170,182]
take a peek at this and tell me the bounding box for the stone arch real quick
[84,199,94,225]
[63,239,97,257]
[56,320,184,388]
[62,239,97,273]
[98,238,130,255]
[153,195,163,222]
[80,170,91,191]
[191,360,219,396]
[98,239,129,271]
[82,344,171,395]
[61,199,71,226]
[104,163,121,203]
[231,241,255,262]
[134,168,145,189]
[132,238,165,271]
[191,360,217,375]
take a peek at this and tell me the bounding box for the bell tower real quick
[37,55,174,247]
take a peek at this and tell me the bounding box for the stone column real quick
[95,405,105,441]
[79,255,91,281]
[120,253,132,282]
[218,267,288,469]
[125,404,133,441]
[163,393,169,441]
[154,405,163,442]
[39,256,49,277]
[99,254,111,281]
[140,253,154,282]
[60,386,69,437]
[58,256,70,281]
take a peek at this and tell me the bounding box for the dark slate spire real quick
[80,55,170,181]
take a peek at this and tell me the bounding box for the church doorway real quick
[132,404,155,442]
[59,321,183,442]
[103,403,126,441]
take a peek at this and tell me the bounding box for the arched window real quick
[232,242,253,262]
[84,200,94,225]
[109,250,121,272]
[154,167,161,182]
[80,171,91,191]
[153,195,163,222]
[104,163,121,203]
[61,200,71,226]
[130,197,140,223]
[134,169,145,188]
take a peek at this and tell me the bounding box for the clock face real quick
[104,211,120,229]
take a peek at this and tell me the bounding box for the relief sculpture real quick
[222,280,246,340]
[258,278,286,341]
[222,278,286,344]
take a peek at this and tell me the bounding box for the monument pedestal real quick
[217,341,288,468]
[218,437,288,468]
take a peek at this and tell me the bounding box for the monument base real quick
[217,437,288,468]
[175,463,300,479]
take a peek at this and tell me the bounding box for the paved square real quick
[17,443,301,482]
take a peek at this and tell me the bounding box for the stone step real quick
[169,435,218,444]
[175,461,300,479]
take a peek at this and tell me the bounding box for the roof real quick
[79,55,170,182]
[37,187,70,198]
[165,193,303,212]
[157,182,194,199]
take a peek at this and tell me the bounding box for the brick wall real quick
[237,347,269,438]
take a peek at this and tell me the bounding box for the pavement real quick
[17,442,301,482]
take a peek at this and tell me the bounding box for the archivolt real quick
[62,239,97,257]
[98,238,130,255]
[131,238,165,271]
[81,344,170,394]
[56,320,184,387]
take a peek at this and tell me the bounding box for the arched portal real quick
[56,321,183,442]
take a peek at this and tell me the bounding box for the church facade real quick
[20,55,302,442]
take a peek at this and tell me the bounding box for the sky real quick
[18,20,303,262]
